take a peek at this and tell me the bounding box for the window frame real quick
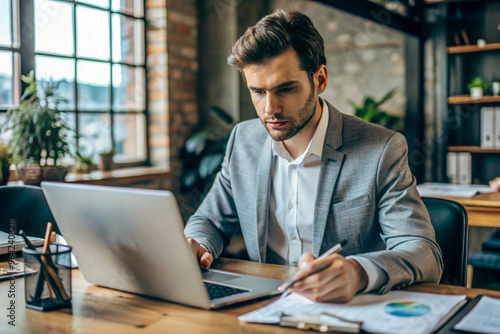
[0,0,21,110]
[0,0,150,168]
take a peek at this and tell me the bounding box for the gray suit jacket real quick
[185,101,443,293]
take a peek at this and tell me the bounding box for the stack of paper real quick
[239,291,467,334]
[0,231,44,255]
[417,182,495,198]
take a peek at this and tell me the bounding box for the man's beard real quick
[262,87,317,141]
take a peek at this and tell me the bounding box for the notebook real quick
[41,182,282,309]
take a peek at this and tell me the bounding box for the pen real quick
[279,239,348,295]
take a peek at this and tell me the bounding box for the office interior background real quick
[1,0,499,260]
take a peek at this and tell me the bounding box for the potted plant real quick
[0,143,13,185]
[98,148,114,171]
[73,151,96,174]
[0,70,72,185]
[349,89,402,131]
[468,77,488,100]
[181,106,234,207]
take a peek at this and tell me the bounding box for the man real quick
[185,9,442,303]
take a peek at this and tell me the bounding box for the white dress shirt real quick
[266,99,387,293]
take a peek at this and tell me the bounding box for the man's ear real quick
[316,65,328,94]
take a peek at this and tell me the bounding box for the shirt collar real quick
[271,98,329,162]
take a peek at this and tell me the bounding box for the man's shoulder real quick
[339,111,401,147]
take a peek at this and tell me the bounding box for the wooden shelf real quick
[448,95,500,104]
[448,42,500,54]
[448,146,500,153]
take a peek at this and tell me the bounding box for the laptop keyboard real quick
[204,282,248,300]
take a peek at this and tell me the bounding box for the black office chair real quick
[468,228,500,290]
[422,197,468,287]
[0,185,60,238]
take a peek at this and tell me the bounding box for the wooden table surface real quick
[1,257,500,333]
[430,192,500,228]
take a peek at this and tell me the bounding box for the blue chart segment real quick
[384,302,431,317]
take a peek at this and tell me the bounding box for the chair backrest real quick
[422,197,468,287]
[0,185,60,238]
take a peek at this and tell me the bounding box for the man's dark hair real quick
[227,9,326,84]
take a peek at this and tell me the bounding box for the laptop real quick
[41,182,282,309]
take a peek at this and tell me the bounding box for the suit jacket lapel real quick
[313,102,345,257]
[255,136,274,262]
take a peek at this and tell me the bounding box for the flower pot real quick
[0,159,10,185]
[470,87,483,100]
[99,153,114,171]
[16,165,69,186]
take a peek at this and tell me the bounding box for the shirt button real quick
[288,203,293,210]
[290,233,296,241]
[291,165,297,170]
[291,262,298,267]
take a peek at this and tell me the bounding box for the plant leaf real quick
[185,130,214,154]
[199,153,224,179]
[209,106,233,125]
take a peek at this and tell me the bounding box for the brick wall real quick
[146,0,198,192]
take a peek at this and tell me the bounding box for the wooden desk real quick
[431,192,500,228]
[1,258,500,333]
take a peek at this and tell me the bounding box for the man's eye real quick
[278,87,294,93]
[253,90,265,95]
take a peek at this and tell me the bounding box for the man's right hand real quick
[187,238,213,268]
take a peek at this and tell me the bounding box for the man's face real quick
[243,50,318,141]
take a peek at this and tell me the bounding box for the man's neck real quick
[283,99,323,160]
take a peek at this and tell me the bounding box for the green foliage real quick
[349,89,402,131]
[1,70,72,166]
[99,148,115,155]
[0,143,13,162]
[181,106,234,203]
[73,151,95,173]
[0,143,12,185]
[468,77,488,90]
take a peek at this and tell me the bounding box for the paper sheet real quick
[239,291,467,334]
[454,296,500,334]
[416,182,495,198]
[0,231,44,255]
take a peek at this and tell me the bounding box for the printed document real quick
[454,296,500,334]
[239,291,467,334]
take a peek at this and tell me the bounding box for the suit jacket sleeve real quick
[184,124,241,258]
[354,132,443,293]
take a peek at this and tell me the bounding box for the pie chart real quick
[384,302,431,317]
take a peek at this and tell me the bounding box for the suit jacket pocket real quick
[332,194,371,212]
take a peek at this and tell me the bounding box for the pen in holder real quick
[22,244,73,311]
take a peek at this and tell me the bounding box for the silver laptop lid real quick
[41,182,211,309]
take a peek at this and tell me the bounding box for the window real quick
[1,0,148,165]
[0,0,20,132]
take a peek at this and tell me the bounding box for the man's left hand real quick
[280,253,368,303]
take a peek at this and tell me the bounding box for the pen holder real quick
[22,244,72,311]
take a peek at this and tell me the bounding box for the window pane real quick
[0,112,12,143]
[112,14,144,65]
[112,0,143,17]
[77,60,110,111]
[59,112,76,165]
[79,113,112,158]
[77,6,110,60]
[114,113,146,161]
[0,0,12,46]
[0,51,13,107]
[77,0,109,9]
[113,65,145,111]
[36,55,75,110]
[35,0,74,56]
